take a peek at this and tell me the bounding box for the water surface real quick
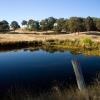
[0,49,100,96]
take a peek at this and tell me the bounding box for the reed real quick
[0,39,100,55]
[3,82,100,100]
[0,41,43,48]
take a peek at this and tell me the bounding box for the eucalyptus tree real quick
[75,17,86,32]
[21,20,27,26]
[53,18,65,32]
[96,20,100,31]
[10,21,20,31]
[27,19,34,30]
[47,17,56,30]
[85,16,96,31]
[33,21,40,31]
[27,19,40,31]
[93,18,100,31]
[40,19,49,31]
[63,19,69,33]
[0,20,9,31]
[68,17,86,33]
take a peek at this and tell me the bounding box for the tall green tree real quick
[33,21,40,31]
[53,18,65,32]
[10,21,20,31]
[96,20,100,31]
[27,19,40,31]
[21,20,27,26]
[0,20,9,32]
[93,18,100,31]
[68,17,85,33]
[63,19,69,32]
[27,19,34,30]
[68,17,77,33]
[48,17,56,30]
[85,16,96,31]
[75,17,86,32]
[40,19,49,31]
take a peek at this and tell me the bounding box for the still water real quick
[0,48,100,95]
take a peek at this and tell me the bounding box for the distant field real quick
[0,31,100,43]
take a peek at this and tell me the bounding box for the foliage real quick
[1,16,100,33]
[48,17,56,30]
[21,20,27,26]
[54,18,65,32]
[40,19,49,31]
[27,19,40,31]
[10,21,20,31]
[82,38,93,48]
[96,21,100,31]
[68,17,86,33]
[0,20,9,32]
[85,16,96,31]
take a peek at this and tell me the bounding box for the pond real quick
[0,48,100,96]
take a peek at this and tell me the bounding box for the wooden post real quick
[71,59,86,91]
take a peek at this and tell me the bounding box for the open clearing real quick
[0,31,100,43]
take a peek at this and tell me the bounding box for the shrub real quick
[82,38,93,48]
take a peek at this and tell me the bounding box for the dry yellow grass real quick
[0,31,100,43]
[4,83,100,100]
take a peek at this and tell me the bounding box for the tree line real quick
[0,16,100,33]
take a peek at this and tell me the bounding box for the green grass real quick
[0,39,100,55]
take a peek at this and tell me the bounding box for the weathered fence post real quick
[71,59,86,91]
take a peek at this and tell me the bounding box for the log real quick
[71,59,86,91]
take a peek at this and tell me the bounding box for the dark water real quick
[0,49,100,96]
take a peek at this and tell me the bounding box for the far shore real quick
[0,31,100,43]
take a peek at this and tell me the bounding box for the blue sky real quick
[0,0,100,23]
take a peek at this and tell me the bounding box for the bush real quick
[82,38,93,48]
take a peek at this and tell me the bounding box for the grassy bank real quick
[43,39,100,56]
[0,38,100,55]
[0,41,42,48]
